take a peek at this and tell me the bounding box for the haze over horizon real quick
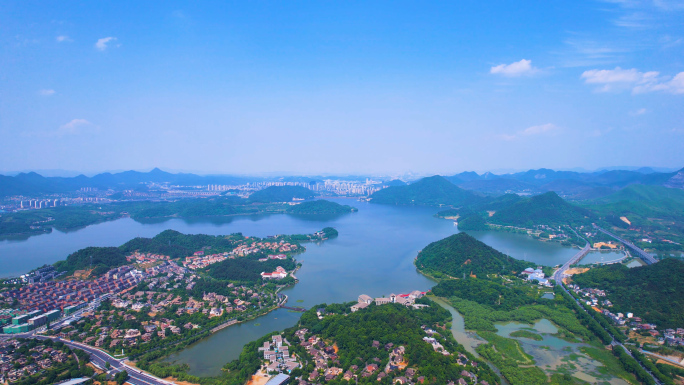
[2,1,683,175]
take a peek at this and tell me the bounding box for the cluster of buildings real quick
[521,267,552,287]
[125,252,170,264]
[230,240,299,257]
[2,266,143,315]
[176,178,387,198]
[56,309,193,349]
[350,291,427,312]
[291,326,481,385]
[568,284,684,347]
[144,260,187,277]
[0,339,71,383]
[258,254,287,262]
[259,333,301,375]
[261,266,288,280]
[4,265,64,285]
[183,251,229,270]
[2,308,62,334]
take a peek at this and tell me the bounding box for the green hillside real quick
[585,184,684,224]
[490,191,594,227]
[248,185,316,202]
[53,247,128,277]
[416,232,534,278]
[370,175,482,206]
[571,258,684,329]
[287,199,357,214]
[456,214,488,230]
[582,184,684,248]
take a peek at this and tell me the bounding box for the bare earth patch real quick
[564,267,590,276]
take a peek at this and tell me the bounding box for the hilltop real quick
[370,175,482,206]
[490,191,594,227]
[287,199,357,214]
[571,258,684,329]
[248,185,316,202]
[416,232,534,279]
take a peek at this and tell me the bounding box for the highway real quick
[593,224,658,265]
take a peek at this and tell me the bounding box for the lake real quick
[0,198,612,376]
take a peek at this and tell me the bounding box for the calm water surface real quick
[0,199,600,376]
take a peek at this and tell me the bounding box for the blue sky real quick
[1,0,683,176]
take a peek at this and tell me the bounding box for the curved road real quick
[34,335,175,385]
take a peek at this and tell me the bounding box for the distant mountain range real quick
[443,168,682,199]
[1,166,682,199]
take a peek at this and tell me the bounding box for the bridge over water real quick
[592,224,658,265]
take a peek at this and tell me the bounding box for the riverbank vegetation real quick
[509,329,543,340]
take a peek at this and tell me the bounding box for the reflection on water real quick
[626,259,646,268]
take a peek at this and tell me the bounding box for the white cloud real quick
[496,123,559,141]
[630,108,648,115]
[95,37,117,51]
[581,67,684,94]
[57,119,95,135]
[490,59,539,77]
[520,123,558,136]
[38,89,55,96]
[56,35,72,43]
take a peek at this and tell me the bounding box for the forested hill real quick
[287,199,357,214]
[248,185,316,202]
[416,232,534,278]
[370,175,482,206]
[490,191,594,227]
[571,258,684,329]
[583,184,684,227]
[223,300,500,385]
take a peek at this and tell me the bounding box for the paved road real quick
[33,335,175,385]
[552,242,591,284]
[592,224,658,265]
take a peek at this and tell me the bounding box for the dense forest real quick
[248,185,316,202]
[571,258,684,328]
[119,230,242,258]
[370,175,482,206]
[287,199,357,214]
[53,246,128,277]
[456,214,488,231]
[207,256,297,283]
[416,232,534,278]
[432,277,537,311]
